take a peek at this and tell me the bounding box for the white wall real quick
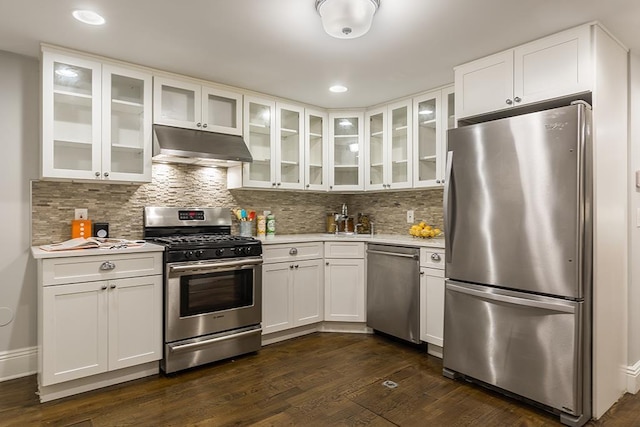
[629,52,640,384]
[0,51,39,379]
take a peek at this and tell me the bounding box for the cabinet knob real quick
[506,99,513,105]
[100,261,116,271]
[289,248,298,255]
[277,182,281,186]
[326,262,329,266]
[306,184,310,188]
[101,285,108,290]
[196,122,202,127]
[272,182,276,186]
[431,253,441,261]
[202,123,208,128]
[95,171,100,177]
[436,179,441,184]
[103,172,109,178]
[514,96,522,103]
[329,186,333,190]
[294,264,299,269]
[290,265,294,269]
[420,271,425,276]
[110,284,116,289]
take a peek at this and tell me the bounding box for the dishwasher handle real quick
[366,249,419,261]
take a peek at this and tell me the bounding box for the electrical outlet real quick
[75,209,88,220]
[407,210,414,224]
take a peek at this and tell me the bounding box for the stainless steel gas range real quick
[143,207,263,374]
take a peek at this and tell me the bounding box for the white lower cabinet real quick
[262,243,324,335]
[41,275,162,386]
[35,250,163,398]
[324,242,366,322]
[419,248,445,353]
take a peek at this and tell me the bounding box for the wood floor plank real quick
[0,332,638,426]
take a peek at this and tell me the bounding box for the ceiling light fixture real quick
[72,10,106,26]
[329,85,348,93]
[315,0,380,39]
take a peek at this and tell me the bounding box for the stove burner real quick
[153,234,255,246]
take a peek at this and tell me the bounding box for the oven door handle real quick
[168,328,263,353]
[169,257,263,274]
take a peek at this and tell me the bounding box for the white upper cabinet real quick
[276,103,305,190]
[42,50,152,183]
[305,109,329,191]
[242,97,304,189]
[455,24,592,120]
[153,76,242,135]
[413,86,454,188]
[365,100,413,191]
[328,112,364,191]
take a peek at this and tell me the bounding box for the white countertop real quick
[31,242,166,259]
[258,233,445,249]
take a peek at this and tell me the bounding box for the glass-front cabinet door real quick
[388,100,412,189]
[441,86,456,186]
[329,112,364,191]
[153,77,242,135]
[413,90,442,187]
[365,107,386,190]
[305,109,328,191]
[102,65,152,182]
[243,97,275,188]
[42,52,102,180]
[276,103,304,189]
[202,86,242,135]
[153,77,201,130]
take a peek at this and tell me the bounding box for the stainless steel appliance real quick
[366,244,421,343]
[144,207,263,374]
[443,102,592,427]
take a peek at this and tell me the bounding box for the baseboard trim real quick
[0,346,37,382]
[626,360,640,394]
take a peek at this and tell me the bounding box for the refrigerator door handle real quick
[444,150,454,262]
[446,282,576,314]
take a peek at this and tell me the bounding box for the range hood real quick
[152,125,252,167]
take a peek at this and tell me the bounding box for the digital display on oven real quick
[178,210,205,221]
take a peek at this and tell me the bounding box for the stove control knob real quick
[184,251,194,259]
[215,248,225,257]
[235,247,245,255]
[195,250,204,258]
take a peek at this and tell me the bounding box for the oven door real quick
[165,257,262,343]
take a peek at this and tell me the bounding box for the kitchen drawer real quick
[41,252,163,286]
[325,241,365,259]
[262,242,323,264]
[420,248,444,269]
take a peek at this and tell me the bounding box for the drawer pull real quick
[289,248,298,255]
[100,261,116,271]
[431,253,441,262]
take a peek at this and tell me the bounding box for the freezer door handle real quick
[446,282,576,314]
[444,150,454,262]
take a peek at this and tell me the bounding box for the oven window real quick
[180,269,254,317]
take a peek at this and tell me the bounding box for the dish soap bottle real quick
[266,213,275,238]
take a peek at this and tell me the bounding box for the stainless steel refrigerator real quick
[443,102,592,427]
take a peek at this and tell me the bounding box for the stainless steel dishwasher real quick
[366,244,421,343]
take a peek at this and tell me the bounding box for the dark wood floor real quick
[1,332,639,426]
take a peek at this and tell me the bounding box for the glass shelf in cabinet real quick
[54,90,92,106]
[111,99,144,114]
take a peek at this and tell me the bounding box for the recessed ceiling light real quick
[55,68,78,78]
[72,10,106,26]
[329,85,348,93]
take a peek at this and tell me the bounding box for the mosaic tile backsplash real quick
[31,163,443,245]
